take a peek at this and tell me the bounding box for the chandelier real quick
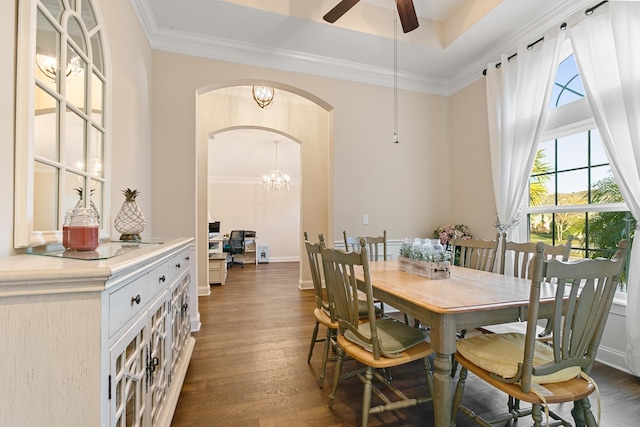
[252,85,275,109]
[263,141,290,192]
[36,54,82,82]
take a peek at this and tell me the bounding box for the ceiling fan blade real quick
[323,0,361,23]
[396,0,419,33]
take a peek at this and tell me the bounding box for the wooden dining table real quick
[354,260,558,427]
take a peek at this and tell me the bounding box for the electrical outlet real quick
[363,214,369,225]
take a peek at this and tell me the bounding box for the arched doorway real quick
[195,82,333,295]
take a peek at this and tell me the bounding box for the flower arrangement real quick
[433,224,472,246]
[399,238,451,263]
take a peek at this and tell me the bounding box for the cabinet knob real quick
[186,256,190,261]
[175,263,181,269]
[181,303,188,312]
[159,275,166,283]
[131,294,141,305]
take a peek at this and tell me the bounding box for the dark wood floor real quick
[171,262,640,426]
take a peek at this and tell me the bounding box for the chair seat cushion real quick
[345,319,428,354]
[456,332,581,384]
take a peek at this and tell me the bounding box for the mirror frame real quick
[15,0,111,248]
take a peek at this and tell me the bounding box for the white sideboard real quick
[0,238,196,427]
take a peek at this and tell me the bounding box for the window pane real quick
[557,132,588,171]
[91,71,104,125]
[65,171,84,210]
[553,212,585,246]
[550,54,585,109]
[35,9,60,93]
[590,129,608,165]
[34,161,59,230]
[90,31,104,74]
[80,0,97,30]
[65,108,86,170]
[34,86,59,161]
[40,0,64,22]
[90,126,103,177]
[67,16,87,53]
[557,169,588,202]
[66,45,86,110]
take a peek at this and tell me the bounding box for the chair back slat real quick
[321,235,383,359]
[451,233,500,272]
[343,230,387,261]
[500,235,574,279]
[518,240,628,392]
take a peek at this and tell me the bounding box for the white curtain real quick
[569,1,640,376]
[486,32,565,242]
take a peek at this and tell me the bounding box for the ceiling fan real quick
[323,0,419,33]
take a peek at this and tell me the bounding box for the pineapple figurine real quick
[114,188,147,241]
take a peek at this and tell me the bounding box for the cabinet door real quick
[109,315,148,427]
[147,293,169,425]
[170,272,191,380]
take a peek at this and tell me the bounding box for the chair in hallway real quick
[452,239,628,427]
[320,236,434,427]
[227,230,245,268]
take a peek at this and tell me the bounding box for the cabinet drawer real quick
[167,250,189,283]
[149,262,169,297]
[109,274,149,336]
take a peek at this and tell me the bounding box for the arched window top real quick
[549,53,585,109]
[15,0,110,248]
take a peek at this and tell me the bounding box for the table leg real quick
[432,351,453,427]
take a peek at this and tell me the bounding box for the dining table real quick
[354,260,558,427]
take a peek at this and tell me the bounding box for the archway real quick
[195,82,333,296]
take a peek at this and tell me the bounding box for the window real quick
[15,0,109,247]
[525,48,634,294]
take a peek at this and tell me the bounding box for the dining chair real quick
[452,239,628,427]
[343,230,387,262]
[450,233,501,272]
[449,233,501,375]
[485,235,574,336]
[343,230,389,317]
[305,232,382,387]
[304,232,339,387]
[319,235,434,426]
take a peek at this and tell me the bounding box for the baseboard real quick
[596,344,632,374]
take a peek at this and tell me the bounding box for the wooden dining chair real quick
[485,236,574,336]
[319,235,434,427]
[304,232,339,387]
[449,233,501,375]
[451,233,501,272]
[343,230,388,262]
[452,239,628,427]
[305,232,382,387]
[343,230,389,317]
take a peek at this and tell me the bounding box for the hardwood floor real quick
[171,262,640,426]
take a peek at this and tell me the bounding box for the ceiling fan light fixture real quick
[252,85,275,109]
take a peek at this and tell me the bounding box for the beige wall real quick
[449,78,497,240]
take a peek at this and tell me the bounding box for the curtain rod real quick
[481,0,608,76]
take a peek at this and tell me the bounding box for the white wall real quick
[209,182,300,262]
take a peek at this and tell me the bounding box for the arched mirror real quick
[15,0,110,248]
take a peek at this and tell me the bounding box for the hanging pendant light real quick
[252,85,275,109]
[263,141,290,192]
[392,15,400,144]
